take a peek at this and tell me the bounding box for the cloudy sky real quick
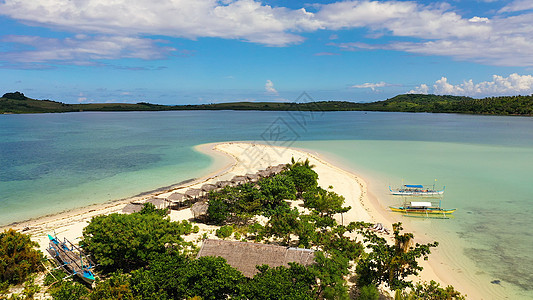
[1,0,533,104]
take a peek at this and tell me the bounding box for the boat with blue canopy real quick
[389,183,445,196]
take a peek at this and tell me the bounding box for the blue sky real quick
[1,0,533,104]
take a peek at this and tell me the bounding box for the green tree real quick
[215,225,234,239]
[49,281,90,300]
[394,280,465,300]
[242,263,316,300]
[284,158,318,195]
[264,207,300,245]
[357,284,380,300]
[355,223,438,290]
[89,272,135,300]
[0,229,44,286]
[310,251,350,300]
[130,254,244,300]
[303,187,350,218]
[80,209,195,272]
[259,174,297,210]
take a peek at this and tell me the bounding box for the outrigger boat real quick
[389,201,456,218]
[46,234,96,285]
[389,184,445,196]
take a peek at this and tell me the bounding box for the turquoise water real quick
[1,110,532,298]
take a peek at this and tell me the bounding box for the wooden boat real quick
[46,234,96,284]
[389,184,445,196]
[389,201,456,218]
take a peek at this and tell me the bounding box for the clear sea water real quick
[1,110,532,298]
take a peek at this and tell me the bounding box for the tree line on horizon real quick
[2,91,532,115]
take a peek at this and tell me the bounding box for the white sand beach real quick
[1,142,483,298]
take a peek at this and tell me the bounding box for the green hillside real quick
[1,91,532,115]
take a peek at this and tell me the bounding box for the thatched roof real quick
[231,175,247,183]
[245,173,259,181]
[201,184,217,192]
[271,164,286,174]
[197,239,315,277]
[167,192,186,202]
[216,180,232,188]
[185,189,202,198]
[146,197,168,209]
[122,203,143,214]
[257,169,272,178]
[191,201,209,219]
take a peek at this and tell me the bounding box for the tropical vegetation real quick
[2,91,532,116]
[1,159,465,299]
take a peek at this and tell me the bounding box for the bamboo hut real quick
[216,180,232,188]
[231,175,247,184]
[197,239,315,277]
[167,192,186,209]
[185,188,202,199]
[201,184,217,193]
[122,203,143,214]
[146,197,169,209]
[245,173,259,182]
[167,192,186,203]
[191,201,209,220]
[257,169,272,178]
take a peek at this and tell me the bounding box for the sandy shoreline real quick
[2,142,481,298]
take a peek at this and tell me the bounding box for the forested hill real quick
[1,91,532,115]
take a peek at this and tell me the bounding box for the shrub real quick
[0,229,44,286]
[215,225,233,239]
[358,284,379,300]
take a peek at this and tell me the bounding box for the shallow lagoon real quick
[1,110,532,298]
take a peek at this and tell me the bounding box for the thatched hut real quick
[245,173,259,182]
[185,188,202,199]
[197,239,315,277]
[191,201,209,220]
[122,203,143,214]
[167,192,186,203]
[146,197,169,209]
[257,169,272,178]
[231,175,247,184]
[216,180,232,188]
[201,184,217,193]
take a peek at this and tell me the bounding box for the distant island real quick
[1,91,532,116]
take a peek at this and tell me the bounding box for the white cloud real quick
[351,81,390,91]
[408,84,429,94]
[265,80,278,94]
[499,0,533,13]
[1,0,533,67]
[0,0,320,47]
[409,74,533,96]
[469,16,489,23]
[1,35,176,65]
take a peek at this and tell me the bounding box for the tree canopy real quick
[80,204,196,272]
[0,229,44,287]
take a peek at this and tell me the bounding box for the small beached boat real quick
[389,184,445,196]
[389,201,456,218]
[46,234,96,285]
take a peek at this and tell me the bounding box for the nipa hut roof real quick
[231,175,247,183]
[257,169,272,178]
[201,184,217,192]
[216,180,232,188]
[191,201,209,219]
[122,203,143,214]
[245,173,259,181]
[146,197,168,209]
[185,189,202,198]
[197,239,315,277]
[167,192,186,202]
